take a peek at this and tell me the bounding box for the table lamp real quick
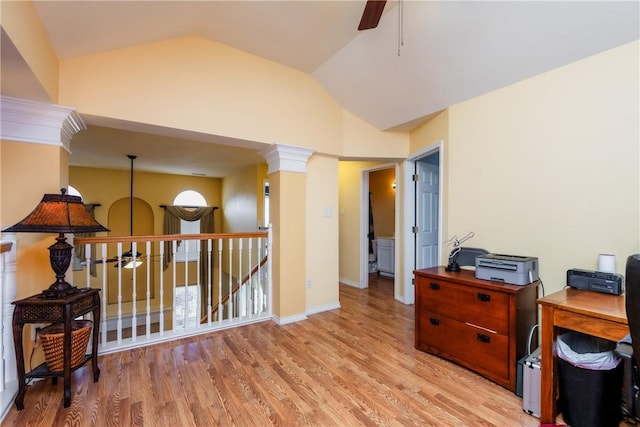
[2,189,109,298]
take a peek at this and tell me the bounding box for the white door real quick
[416,159,439,269]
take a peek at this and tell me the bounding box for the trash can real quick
[556,332,623,427]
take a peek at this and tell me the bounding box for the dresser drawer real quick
[416,278,509,335]
[417,310,509,380]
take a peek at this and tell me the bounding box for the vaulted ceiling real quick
[2,1,638,176]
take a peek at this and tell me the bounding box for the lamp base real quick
[445,261,461,272]
[41,282,80,299]
[41,234,78,298]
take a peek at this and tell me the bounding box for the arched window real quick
[174,190,207,206]
[67,185,82,198]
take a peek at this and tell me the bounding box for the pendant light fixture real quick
[118,154,142,269]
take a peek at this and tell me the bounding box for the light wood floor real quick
[4,275,550,426]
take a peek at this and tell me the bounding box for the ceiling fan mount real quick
[358,0,387,31]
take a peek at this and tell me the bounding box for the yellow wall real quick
[222,164,265,233]
[445,40,639,293]
[270,170,306,318]
[221,163,268,280]
[70,166,223,235]
[0,0,59,102]
[0,140,68,364]
[58,36,344,154]
[337,161,382,285]
[256,163,269,228]
[1,141,69,298]
[341,109,409,158]
[410,110,449,155]
[57,35,410,160]
[305,154,340,311]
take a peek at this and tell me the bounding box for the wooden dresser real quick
[414,266,538,391]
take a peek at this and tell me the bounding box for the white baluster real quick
[207,239,212,325]
[117,243,123,344]
[172,240,177,332]
[217,239,223,323]
[100,243,108,346]
[145,241,151,338]
[131,241,137,341]
[228,239,234,320]
[159,241,165,335]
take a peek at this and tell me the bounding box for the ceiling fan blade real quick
[82,256,118,266]
[358,0,387,31]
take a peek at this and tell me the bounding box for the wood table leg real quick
[63,303,72,408]
[12,309,25,411]
[540,305,557,423]
[92,295,101,382]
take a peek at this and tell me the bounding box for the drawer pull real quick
[429,317,440,326]
[430,282,440,290]
[465,322,497,334]
[477,333,491,343]
[477,293,491,302]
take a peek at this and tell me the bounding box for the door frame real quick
[401,141,444,304]
[359,163,400,299]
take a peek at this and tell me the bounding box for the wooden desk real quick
[12,288,101,410]
[538,288,628,424]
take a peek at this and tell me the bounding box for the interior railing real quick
[73,229,271,354]
[204,255,269,323]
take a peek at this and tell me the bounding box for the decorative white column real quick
[0,237,17,418]
[260,143,315,174]
[260,144,314,324]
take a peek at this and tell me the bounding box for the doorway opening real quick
[360,164,399,299]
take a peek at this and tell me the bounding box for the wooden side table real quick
[12,288,101,410]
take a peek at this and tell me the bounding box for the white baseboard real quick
[0,381,17,424]
[272,313,308,325]
[339,278,362,288]
[306,301,341,316]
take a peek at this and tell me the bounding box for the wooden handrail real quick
[202,255,268,323]
[75,231,267,245]
[0,242,12,254]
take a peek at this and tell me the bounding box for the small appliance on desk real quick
[475,253,539,285]
[567,269,624,295]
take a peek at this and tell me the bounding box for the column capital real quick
[0,96,85,153]
[260,144,315,174]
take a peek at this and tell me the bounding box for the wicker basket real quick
[38,320,92,372]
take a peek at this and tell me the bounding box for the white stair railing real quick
[73,229,271,355]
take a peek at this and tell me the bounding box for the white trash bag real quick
[555,331,621,371]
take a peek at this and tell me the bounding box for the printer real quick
[475,253,539,285]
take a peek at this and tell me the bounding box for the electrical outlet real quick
[306,279,312,288]
[31,323,45,341]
